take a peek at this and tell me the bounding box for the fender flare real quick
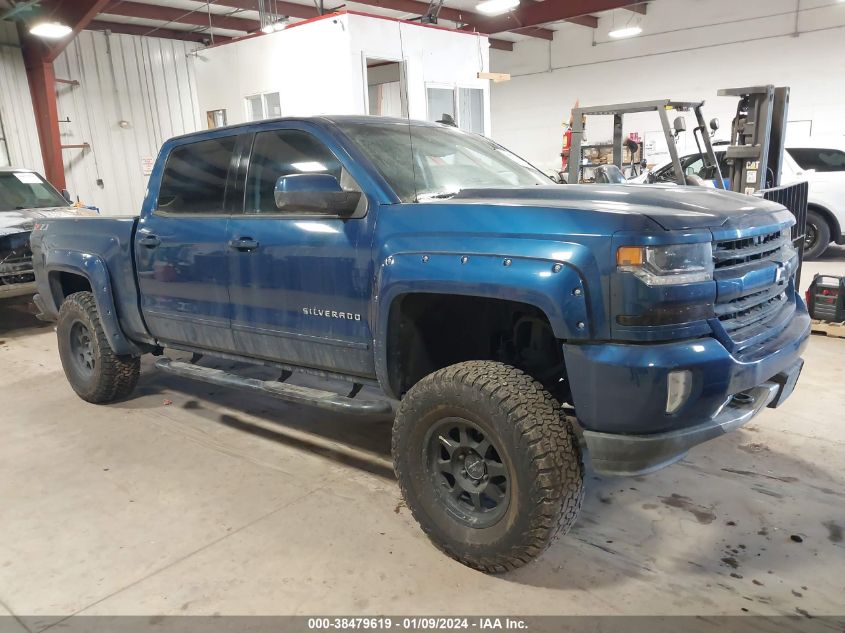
[45,250,140,356]
[371,250,601,399]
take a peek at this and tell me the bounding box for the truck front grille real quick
[713,229,788,270]
[713,228,795,349]
[0,231,34,286]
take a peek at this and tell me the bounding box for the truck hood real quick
[0,206,97,237]
[448,184,786,230]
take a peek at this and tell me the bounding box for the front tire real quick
[57,291,140,403]
[392,361,583,573]
[803,209,831,260]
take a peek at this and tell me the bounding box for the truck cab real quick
[30,116,811,574]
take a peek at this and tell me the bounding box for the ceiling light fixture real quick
[475,0,519,16]
[29,21,72,39]
[608,25,642,38]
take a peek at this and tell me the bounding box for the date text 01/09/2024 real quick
[306,617,529,630]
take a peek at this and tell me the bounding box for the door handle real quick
[138,234,160,248]
[228,237,260,251]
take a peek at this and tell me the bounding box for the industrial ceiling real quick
[1,0,649,51]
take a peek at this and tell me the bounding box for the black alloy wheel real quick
[425,417,510,528]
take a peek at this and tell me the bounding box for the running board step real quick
[155,358,393,415]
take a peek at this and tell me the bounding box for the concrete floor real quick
[1,249,844,624]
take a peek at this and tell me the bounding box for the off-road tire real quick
[57,291,140,403]
[392,361,583,573]
[803,209,831,260]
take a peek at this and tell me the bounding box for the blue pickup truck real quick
[30,116,810,573]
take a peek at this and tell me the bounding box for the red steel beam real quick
[18,0,111,189]
[565,15,599,28]
[101,1,259,32]
[213,0,550,41]
[207,0,321,21]
[525,0,598,29]
[86,19,234,42]
[626,2,648,14]
[19,52,64,188]
[488,38,513,51]
[510,26,553,40]
[327,0,554,40]
[461,0,648,36]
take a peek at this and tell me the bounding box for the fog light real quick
[666,370,692,414]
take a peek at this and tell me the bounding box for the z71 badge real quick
[302,307,361,321]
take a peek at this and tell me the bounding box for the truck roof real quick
[167,115,444,142]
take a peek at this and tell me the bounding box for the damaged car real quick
[0,168,96,301]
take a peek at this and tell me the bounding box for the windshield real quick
[337,121,550,202]
[0,171,68,211]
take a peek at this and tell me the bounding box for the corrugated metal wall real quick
[53,30,202,214]
[0,22,44,172]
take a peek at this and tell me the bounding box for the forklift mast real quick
[719,85,808,286]
[717,85,790,194]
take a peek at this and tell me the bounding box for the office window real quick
[206,109,227,129]
[426,85,486,134]
[245,92,282,122]
[156,137,236,214]
[426,87,455,124]
[458,88,485,135]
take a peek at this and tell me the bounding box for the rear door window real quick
[788,148,845,172]
[157,137,236,214]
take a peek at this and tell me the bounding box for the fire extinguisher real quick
[561,126,572,171]
[561,99,581,172]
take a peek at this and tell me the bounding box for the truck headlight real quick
[617,243,714,286]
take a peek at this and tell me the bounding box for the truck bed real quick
[30,216,150,346]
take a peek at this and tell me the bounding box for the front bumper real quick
[0,279,36,299]
[582,362,801,475]
[564,302,810,476]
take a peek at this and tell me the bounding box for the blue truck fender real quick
[42,249,141,356]
[371,242,604,398]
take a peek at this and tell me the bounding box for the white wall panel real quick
[0,22,44,172]
[490,0,845,172]
[194,13,491,133]
[53,30,201,215]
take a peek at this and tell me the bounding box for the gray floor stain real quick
[822,520,843,543]
[659,493,716,524]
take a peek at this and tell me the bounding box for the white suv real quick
[785,139,845,259]
[635,137,845,259]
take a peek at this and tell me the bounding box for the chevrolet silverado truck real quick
[1,167,95,300]
[30,116,810,573]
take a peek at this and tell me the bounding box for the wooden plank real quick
[811,319,845,339]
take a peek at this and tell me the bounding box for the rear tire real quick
[803,209,831,260]
[57,291,140,403]
[392,361,583,573]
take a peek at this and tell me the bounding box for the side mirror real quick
[710,117,720,132]
[673,116,687,138]
[61,188,73,204]
[274,174,361,216]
